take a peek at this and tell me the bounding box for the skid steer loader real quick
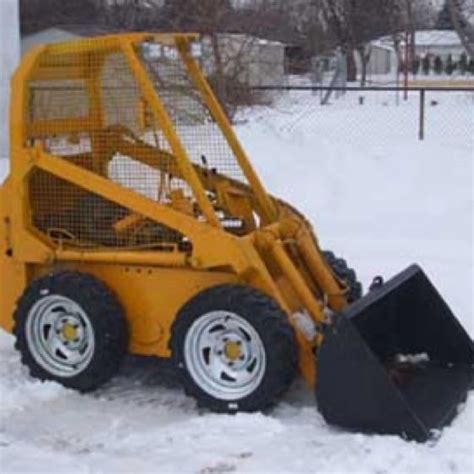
[0,34,472,442]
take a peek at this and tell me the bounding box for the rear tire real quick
[170,285,297,413]
[13,272,128,392]
[323,250,362,303]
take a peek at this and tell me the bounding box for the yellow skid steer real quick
[0,33,472,441]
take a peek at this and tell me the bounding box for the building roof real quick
[22,24,119,39]
[414,30,462,47]
[23,26,286,48]
[369,42,395,52]
[216,33,285,47]
[375,29,462,50]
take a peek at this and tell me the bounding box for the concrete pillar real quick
[0,0,20,159]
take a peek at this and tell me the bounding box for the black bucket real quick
[316,264,474,441]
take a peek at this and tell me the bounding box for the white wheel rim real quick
[184,311,266,400]
[25,295,95,377]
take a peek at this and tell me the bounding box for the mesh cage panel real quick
[25,38,254,249]
[99,51,197,203]
[30,79,88,121]
[29,169,186,250]
[140,41,248,184]
[101,52,142,134]
[25,43,204,248]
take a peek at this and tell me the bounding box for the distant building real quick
[355,43,397,76]
[360,29,469,78]
[409,30,467,60]
[201,34,285,87]
[22,27,285,88]
[376,29,468,62]
[21,25,116,55]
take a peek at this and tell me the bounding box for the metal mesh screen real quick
[101,52,142,135]
[25,44,202,249]
[99,50,197,204]
[25,39,253,250]
[29,169,185,250]
[140,41,248,183]
[29,79,88,122]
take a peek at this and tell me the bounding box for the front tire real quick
[323,250,362,303]
[170,285,297,413]
[13,272,128,392]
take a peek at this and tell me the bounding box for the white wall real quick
[202,34,285,88]
[22,28,80,55]
[0,0,20,159]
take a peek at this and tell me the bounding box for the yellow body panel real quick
[0,179,28,332]
[29,262,238,357]
[0,33,351,389]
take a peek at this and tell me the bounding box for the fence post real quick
[419,89,426,141]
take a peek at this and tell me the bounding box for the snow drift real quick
[0,91,472,473]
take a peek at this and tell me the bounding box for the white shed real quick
[21,25,116,55]
[411,30,466,60]
[22,27,81,55]
[376,29,467,62]
[202,34,286,88]
[355,43,397,76]
[22,28,286,88]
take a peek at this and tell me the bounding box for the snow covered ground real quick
[0,91,473,473]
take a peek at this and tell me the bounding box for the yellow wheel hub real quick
[62,323,77,341]
[224,341,241,361]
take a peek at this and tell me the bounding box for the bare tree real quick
[20,0,99,33]
[109,0,272,117]
[159,0,237,112]
[319,1,355,80]
[448,0,474,57]
[102,0,149,30]
[319,0,401,83]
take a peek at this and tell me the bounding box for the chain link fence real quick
[250,86,474,149]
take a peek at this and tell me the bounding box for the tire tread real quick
[170,285,297,413]
[13,271,128,392]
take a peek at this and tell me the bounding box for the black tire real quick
[170,285,298,413]
[322,250,362,303]
[13,272,128,392]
